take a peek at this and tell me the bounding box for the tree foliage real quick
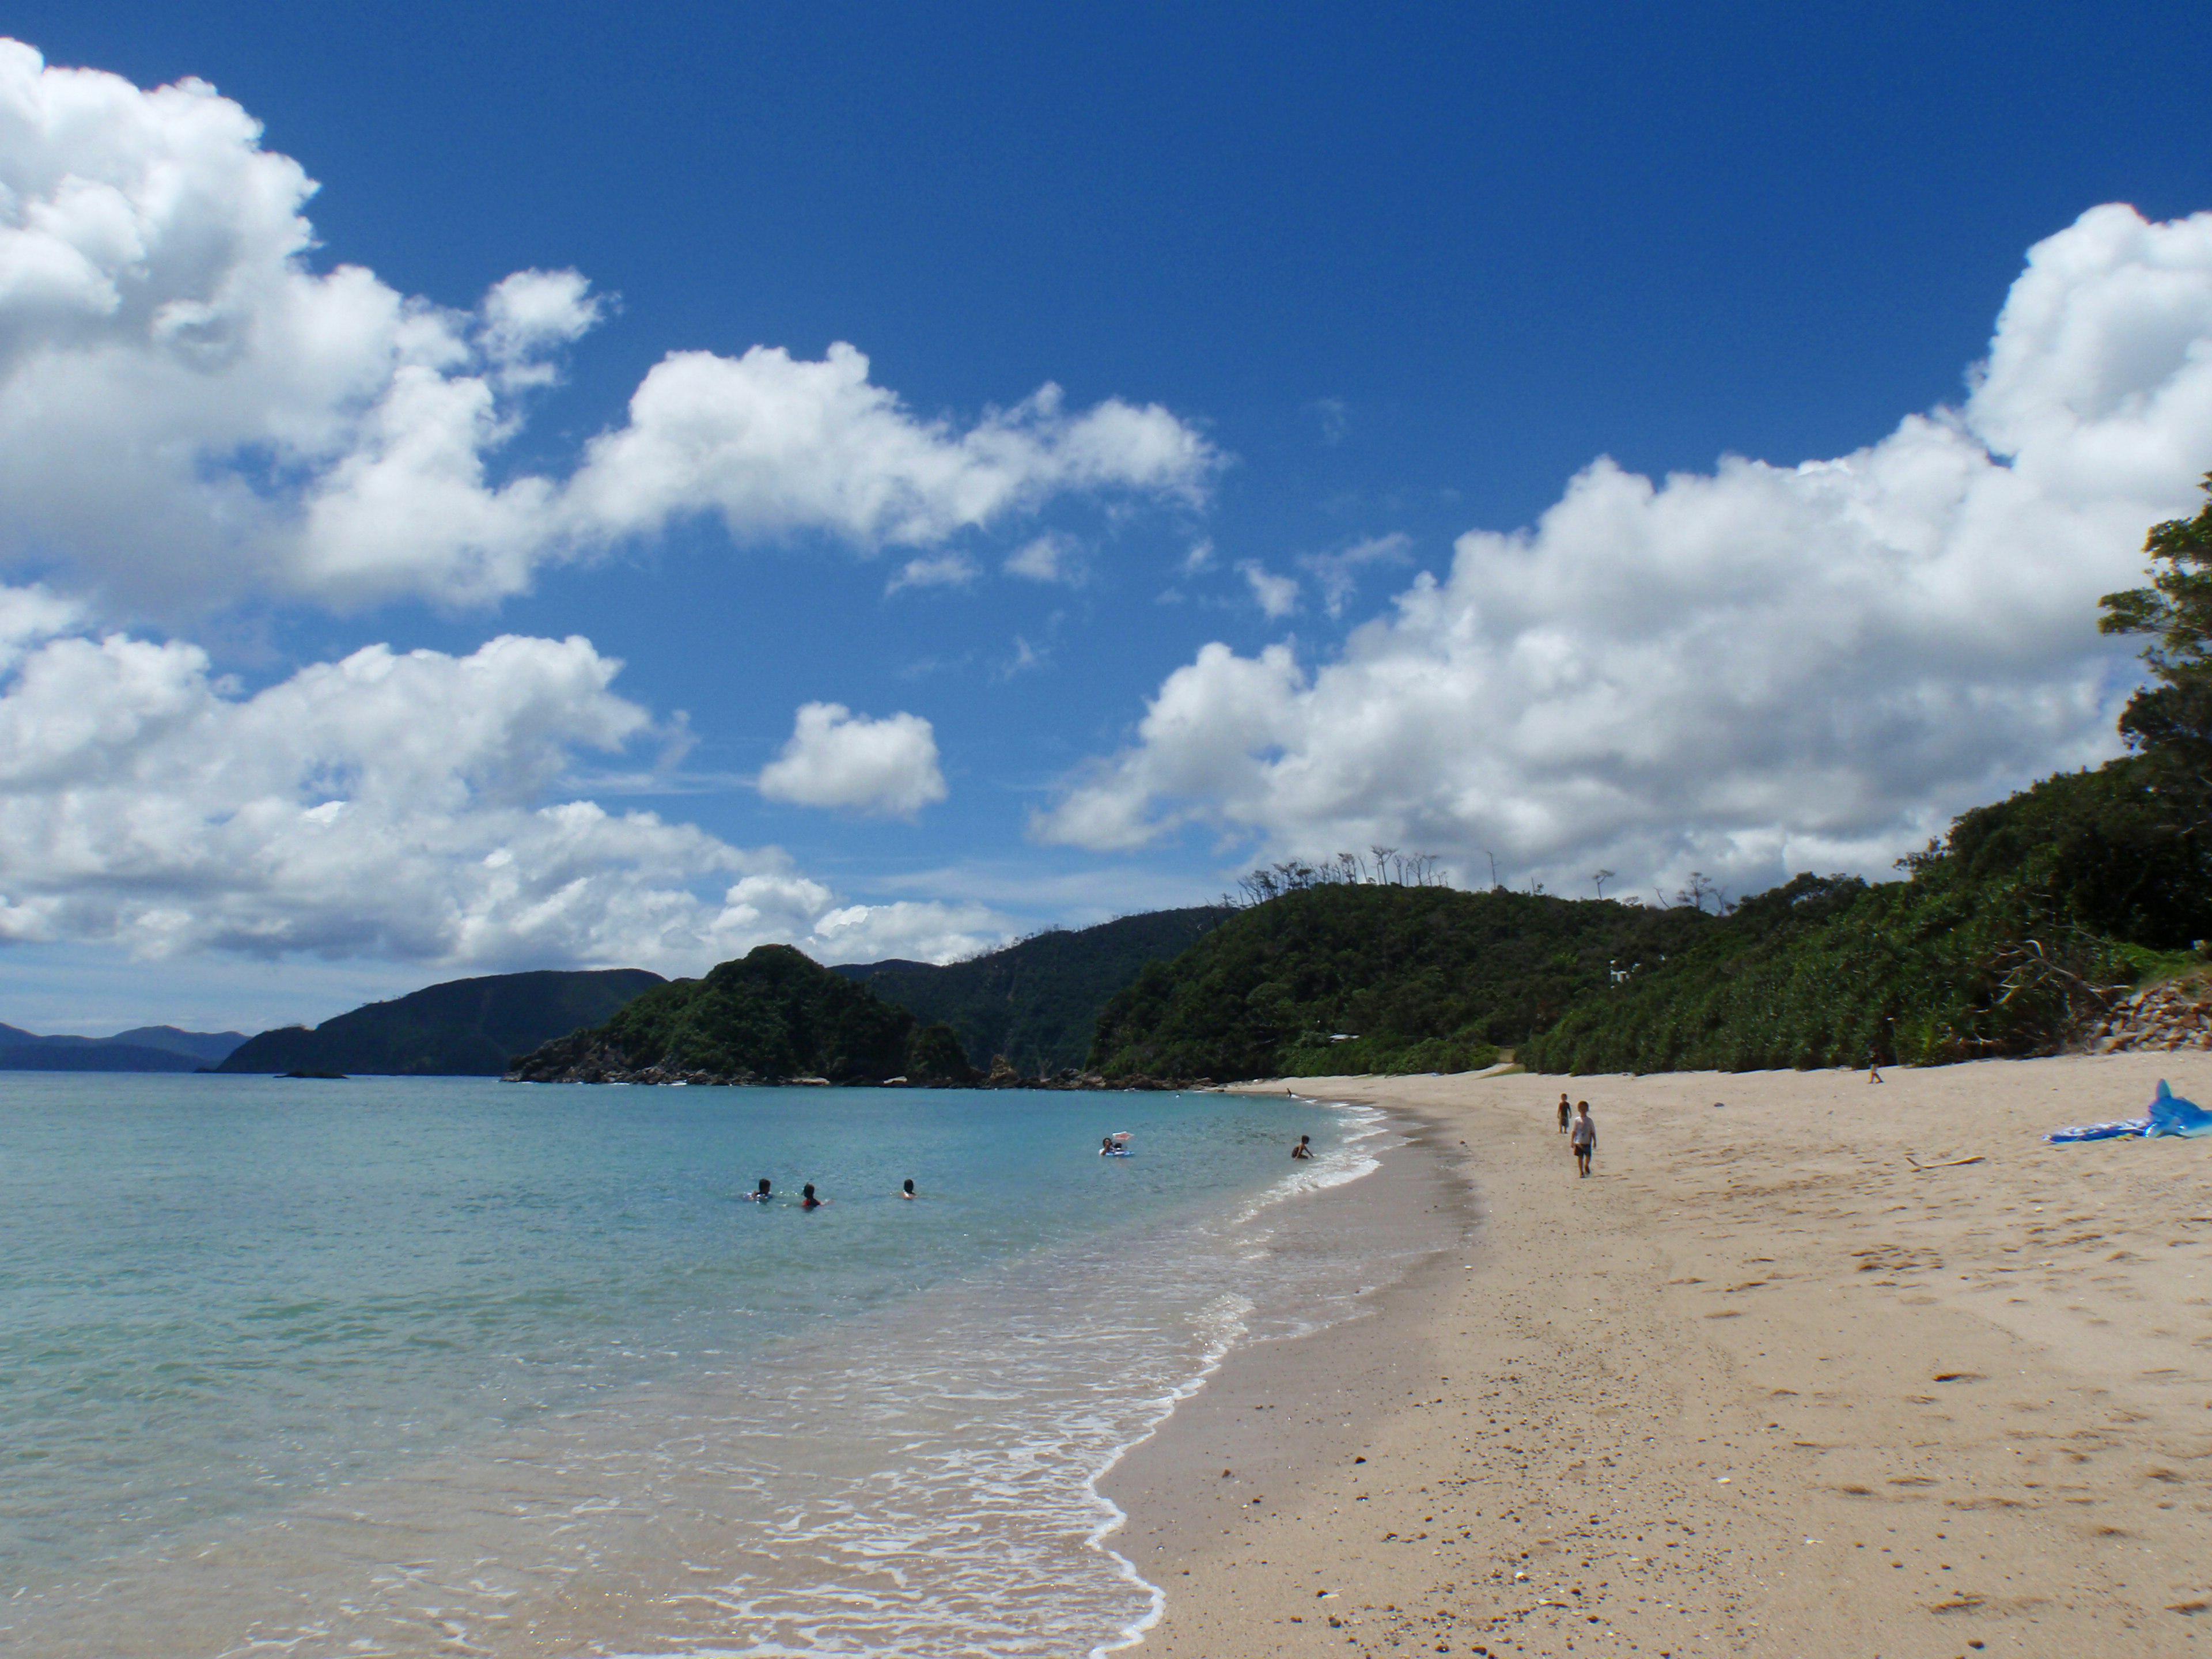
[528,945,975,1084]
[1229,846,1450,906]
[835,907,1231,1073]
[1524,764,2211,1073]
[1088,884,1713,1081]
[2101,472,2212,812]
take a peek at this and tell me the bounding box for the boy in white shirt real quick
[1570,1101,1596,1177]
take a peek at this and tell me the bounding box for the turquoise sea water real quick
[0,1074,1414,1657]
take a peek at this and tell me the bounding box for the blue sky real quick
[2,3,2210,1033]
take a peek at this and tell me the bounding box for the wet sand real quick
[1105,1055,2212,1658]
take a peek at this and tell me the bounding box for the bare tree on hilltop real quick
[1673,871,1733,914]
[1229,846,1449,907]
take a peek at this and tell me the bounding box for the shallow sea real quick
[0,1074,1426,1657]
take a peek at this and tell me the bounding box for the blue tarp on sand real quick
[2047,1079,2212,1143]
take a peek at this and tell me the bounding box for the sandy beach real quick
[1105,1054,2212,1658]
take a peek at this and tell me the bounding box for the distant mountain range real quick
[0,1024,249,1073]
[835,907,1233,1074]
[217,968,668,1075]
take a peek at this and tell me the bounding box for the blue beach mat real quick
[2047,1079,2212,1143]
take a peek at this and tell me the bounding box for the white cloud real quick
[886,552,980,594]
[756,702,947,817]
[807,900,1002,965]
[563,351,1207,556]
[1297,532,1414,618]
[0,41,1215,612]
[1037,205,2212,898]
[1180,537,1217,575]
[1238,560,1301,618]
[479,268,604,389]
[0,608,998,969]
[1004,530,1085,584]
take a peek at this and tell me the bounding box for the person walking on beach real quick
[1557,1092,1571,1134]
[1291,1134,1313,1160]
[1571,1101,1596,1177]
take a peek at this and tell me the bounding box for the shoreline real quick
[1090,1103,1468,1657]
[1100,1088,1474,1651]
[1107,1055,2212,1657]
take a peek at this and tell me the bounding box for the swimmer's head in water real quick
[802,1183,816,1198]
[902,1178,915,1195]
[756,1177,771,1194]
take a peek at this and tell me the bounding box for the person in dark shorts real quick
[1571,1101,1596,1176]
[1557,1093,1571,1134]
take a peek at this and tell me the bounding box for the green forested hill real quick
[1526,762,2212,1074]
[220,968,666,1075]
[836,906,1232,1073]
[1086,885,1714,1081]
[508,944,974,1084]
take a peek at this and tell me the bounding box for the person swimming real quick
[750,1177,772,1202]
[1101,1135,1116,1156]
[801,1183,823,1210]
[900,1178,915,1199]
[1290,1134,1313,1160]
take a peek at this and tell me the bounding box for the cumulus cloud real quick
[756,702,948,817]
[1237,560,1301,619]
[0,603,998,968]
[1037,205,2212,897]
[0,41,1214,612]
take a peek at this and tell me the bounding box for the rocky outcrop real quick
[502,1034,764,1085]
[981,1058,1212,1090]
[505,1037,1209,1090]
[2086,977,2212,1053]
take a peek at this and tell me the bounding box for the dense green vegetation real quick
[511,945,976,1084]
[2100,471,2212,828]
[837,906,1231,1072]
[221,968,665,1075]
[1087,885,1714,1080]
[1527,762,2212,1074]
